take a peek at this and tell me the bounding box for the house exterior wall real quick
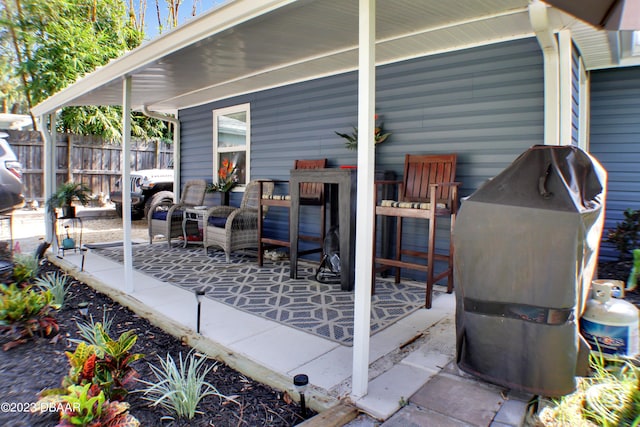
[590,66,640,261]
[179,37,545,279]
[571,44,580,146]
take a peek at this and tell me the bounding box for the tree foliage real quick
[0,0,169,142]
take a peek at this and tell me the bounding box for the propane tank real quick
[580,280,639,358]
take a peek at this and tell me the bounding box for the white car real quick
[0,132,24,213]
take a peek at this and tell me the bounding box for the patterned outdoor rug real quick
[90,244,435,346]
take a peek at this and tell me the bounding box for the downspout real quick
[142,105,181,202]
[529,0,560,146]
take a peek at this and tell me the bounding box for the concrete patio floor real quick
[47,243,532,426]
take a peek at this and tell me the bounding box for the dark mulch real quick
[0,261,309,427]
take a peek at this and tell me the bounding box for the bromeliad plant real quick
[12,252,40,284]
[0,283,59,350]
[207,158,238,193]
[34,272,70,308]
[72,313,114,349]
[335,114,392,151]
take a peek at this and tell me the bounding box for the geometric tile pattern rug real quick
[90,244,438,346]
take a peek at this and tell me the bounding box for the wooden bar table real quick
[289,168,356,291]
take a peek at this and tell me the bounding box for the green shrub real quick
[607,208,640,260]
[34,272,70,308]
[92,325,144,401]
[538,355,640,426]
[627,249,640,291]
[72,313,114,349]
[36,383,139,427]
[0,283,58,350]
[12,253,40,284]
[42,323,144,402]
[137,351,234,420]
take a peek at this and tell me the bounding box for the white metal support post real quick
[122,77,134,293]
[41,113,57,246]
[351,0,375,399]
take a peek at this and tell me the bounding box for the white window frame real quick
[212,103,251,190]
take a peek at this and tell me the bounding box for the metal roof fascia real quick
[30,0,300,117]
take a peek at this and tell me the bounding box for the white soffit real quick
[32,0,622,115]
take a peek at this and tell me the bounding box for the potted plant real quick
[46,181,92,218]
[335,114,391,151]
[206,158,238,205]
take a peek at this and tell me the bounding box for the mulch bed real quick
[0,260,310,427]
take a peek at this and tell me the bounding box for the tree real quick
[0,0,169,141]
[0,36,26,113]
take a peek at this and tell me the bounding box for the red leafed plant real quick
[0,283,59,350]
[208,158,238,193]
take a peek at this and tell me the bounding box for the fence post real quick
[67,137,72,183]
[155,140,160,169]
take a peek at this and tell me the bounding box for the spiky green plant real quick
[12,253,40,284]
[34,272,70,307]
[538,354,640,426]
[72,313,114,349]
[137,351,235,419]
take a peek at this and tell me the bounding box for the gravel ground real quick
[10,206,150,254]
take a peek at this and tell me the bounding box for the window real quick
[213,103,250,188]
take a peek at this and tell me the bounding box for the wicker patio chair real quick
[148,179,207,247]
[203,180,274,261]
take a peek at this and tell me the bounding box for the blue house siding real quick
[571,44,580,145]
[179,37,544,279]
[590,66,640,261]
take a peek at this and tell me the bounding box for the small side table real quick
[56,216,83,256]
[182,207,207,247]
[290,168,356,291]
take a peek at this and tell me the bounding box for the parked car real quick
[0,132,24,213]
[110,162,174,220]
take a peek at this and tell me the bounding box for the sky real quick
[138,0,229,41]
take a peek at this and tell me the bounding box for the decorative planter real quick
[61,205,76,218]
[220,191,230,206]
[204,191,230,206]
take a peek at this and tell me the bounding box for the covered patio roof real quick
[32,0,639,404]
[31,0,638,116]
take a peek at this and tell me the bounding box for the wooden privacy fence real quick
[5,130,173,203]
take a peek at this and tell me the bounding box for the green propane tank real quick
[581,280,639,357]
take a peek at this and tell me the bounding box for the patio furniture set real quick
[147,154,460,308]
